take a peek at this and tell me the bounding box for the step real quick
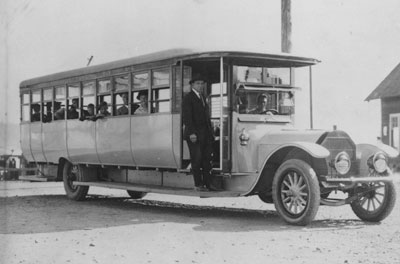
[74,181,243,198]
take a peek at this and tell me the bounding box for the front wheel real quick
[272,159,320,226]
[63,161,89,201]
[350,181,396,222]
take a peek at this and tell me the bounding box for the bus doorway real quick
[180,58,230,173]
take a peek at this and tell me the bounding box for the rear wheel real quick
[127,190,147,199]
[63,161,89,201]
[350,181,396,222]
[272,159,320,226]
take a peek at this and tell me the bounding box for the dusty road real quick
[1,179,400,264]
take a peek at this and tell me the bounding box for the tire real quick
[350,181,396,222]
[127,190,147,199]
[63,161,89,201]
[272,159,320,226]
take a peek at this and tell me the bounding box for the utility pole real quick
[281,0,292,53]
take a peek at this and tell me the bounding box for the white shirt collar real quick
[192,89,201,99]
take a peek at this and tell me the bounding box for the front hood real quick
[259,128,327,144]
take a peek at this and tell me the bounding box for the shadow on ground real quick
[0,194,375,235]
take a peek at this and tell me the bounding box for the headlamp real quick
[334,151,351,175]
[367,151,387,173]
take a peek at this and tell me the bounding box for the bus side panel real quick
[96,117,135,166]
[42,121,68,164]
[67,119,99,164]
[30,123,47,163]
[131,114,177,168]
[20,124,34,162]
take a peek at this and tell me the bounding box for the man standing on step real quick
[182,74,217,192]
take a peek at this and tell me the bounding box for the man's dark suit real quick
[182,90,214,188]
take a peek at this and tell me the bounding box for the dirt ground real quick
[1,177,400,264]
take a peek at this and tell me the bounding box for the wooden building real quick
[366,63,400,169]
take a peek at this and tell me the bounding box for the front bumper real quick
[321,175,396,183]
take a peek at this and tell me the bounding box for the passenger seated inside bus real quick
[134,91,148,115]
[54,101,65,120]
[31,103,41,122]
[67,98,79,119]
[96,101,110,118]
[80,103,95,121]
[116,93,129,115]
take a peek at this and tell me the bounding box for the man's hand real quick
[189,134,197,143]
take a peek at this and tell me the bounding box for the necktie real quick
[200,95,205,106]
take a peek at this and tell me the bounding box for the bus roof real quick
[20,49,319,88]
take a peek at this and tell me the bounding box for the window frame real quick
[150,67,171,114]
[20,90,31,123]
[132,70,150,115]
[30,88,42,122]
[67,83,81,120]
[113,73,131,116]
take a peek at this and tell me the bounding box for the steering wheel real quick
[260,109,278,115]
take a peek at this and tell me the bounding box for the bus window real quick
[67,83,80,120]
[132,72,149,115]
[153,69,169,86]
[21,91,30,122]
[82,81,95,119]
[114,75,129,115]
[42,88,53,122]
[151,69,170,113]
[210,83,227,119]
[97,79,112,116]
[31,89,41,122]
[151,88,170,113]
[235,66,291,86]
[54,86,66,120]
[133,72,149,89]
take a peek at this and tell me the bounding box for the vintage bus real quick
[20,49,398,225]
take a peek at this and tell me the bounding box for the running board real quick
[73,181,243,198]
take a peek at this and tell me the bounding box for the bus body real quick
[20,49,398,225]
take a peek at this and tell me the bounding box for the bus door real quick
[179,58,230,172]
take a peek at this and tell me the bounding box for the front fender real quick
[356,143,399,160]
[356,143,399,176]
[258,141,330,169]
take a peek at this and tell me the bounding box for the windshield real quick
[235,86,294,115]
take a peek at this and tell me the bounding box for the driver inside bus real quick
[249,94,274,115]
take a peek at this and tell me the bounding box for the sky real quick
[1,0,400,155]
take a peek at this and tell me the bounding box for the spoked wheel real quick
[63,161,89,201]
[350,181,396,222]
[272,159,320,226]
[127,190,147,199]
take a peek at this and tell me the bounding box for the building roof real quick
[20,48,319,88]
[365,62,400,101]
